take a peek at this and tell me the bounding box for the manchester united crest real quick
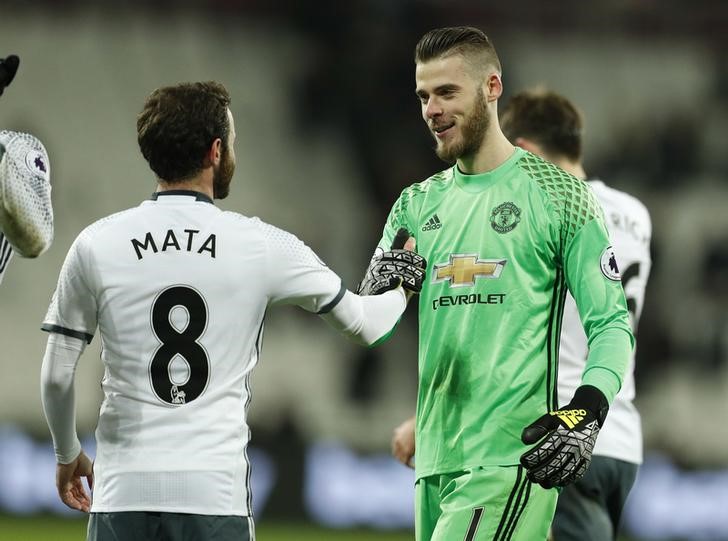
[490,202,521,234]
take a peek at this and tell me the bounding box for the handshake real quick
[357,227,427,297]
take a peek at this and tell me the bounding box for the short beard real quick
[213,144,235,199]
[435,87,490,164]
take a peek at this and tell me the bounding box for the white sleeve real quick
[320,288,407,346]
[259,221,345,313]
[41,232,97,343]
[0,131,53,258]
[40,333,86,464]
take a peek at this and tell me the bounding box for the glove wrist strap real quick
[572,385,609,427]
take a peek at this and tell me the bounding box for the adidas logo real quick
[551,408,587,429]
[422,214,442,232]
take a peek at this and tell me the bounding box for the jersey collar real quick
[151,190,214,204]
[453,147,523,193]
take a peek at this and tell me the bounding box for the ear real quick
[484,73,503,102]
[204,138,223,167]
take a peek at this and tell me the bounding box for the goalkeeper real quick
[0,54,54,284]
[376,26,633,541]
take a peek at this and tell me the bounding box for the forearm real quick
[321,288,407,346]
[582,326,633,404]
[40,333,85,463]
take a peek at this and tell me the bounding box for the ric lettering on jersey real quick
[432,293,505,310]
[609,211,649,245]
[131,229,216,260]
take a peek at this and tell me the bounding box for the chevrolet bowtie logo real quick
[433,254,506,287]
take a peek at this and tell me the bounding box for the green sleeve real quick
[581,328,633,403]
[563,218,635,405]
[376,190,417,252]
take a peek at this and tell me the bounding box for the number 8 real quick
[149,285,210,405]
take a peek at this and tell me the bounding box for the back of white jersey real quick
[558,180,651,464]
[43,192,343,515]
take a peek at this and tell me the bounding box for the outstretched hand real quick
[56,450,94,513]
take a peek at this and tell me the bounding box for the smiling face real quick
[416,54,492,164]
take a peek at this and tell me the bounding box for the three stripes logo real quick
[551,408,586,429]
[422,214,442,232]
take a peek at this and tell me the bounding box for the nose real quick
[423,97,442,120]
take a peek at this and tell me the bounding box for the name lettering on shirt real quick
[131,229,217,260]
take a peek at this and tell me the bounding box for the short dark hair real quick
[500,89,583,162]
[137,81,231,182]
[414,26,501,73]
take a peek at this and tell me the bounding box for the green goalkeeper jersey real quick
[377,148,634,478]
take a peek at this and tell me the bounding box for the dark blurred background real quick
[1,1,727,539]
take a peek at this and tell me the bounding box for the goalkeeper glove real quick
[356,228,427,296]
[520,385,608,489]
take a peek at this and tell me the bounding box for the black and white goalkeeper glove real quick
[356,228,427,296]
[520,385,608,489]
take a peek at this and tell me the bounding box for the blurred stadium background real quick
[2,1,728,539]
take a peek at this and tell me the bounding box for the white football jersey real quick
[42,191,346,515]
[558,180,651,464]
[0,130,53,284]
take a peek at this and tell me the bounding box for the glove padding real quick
[356,248,427,296]
[357,228,426,296]
[520,385,608,489]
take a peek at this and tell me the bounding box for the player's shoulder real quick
[516,149,585,194]
[408,168,454,194]
[517,150,599,215]
[393,167,454,213]
[219,211,298,244]
[219,210,272,235]
[588,180,651,224]
[65,208,142,262]
[77,207,139,242]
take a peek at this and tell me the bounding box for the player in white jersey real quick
[40,82,425,541]
[501,89,652,540]
[0,55,54,284]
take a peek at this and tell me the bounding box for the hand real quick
[391,416,416,468]
[56,450,94,513]
[356,229,426,296]
[520,385,608,489]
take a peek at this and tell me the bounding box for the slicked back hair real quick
[500,89,583,162]
[414,26,501,75]
[137,81,231,182]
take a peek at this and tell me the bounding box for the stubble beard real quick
[435,89,490,164]
[213,145,235,199]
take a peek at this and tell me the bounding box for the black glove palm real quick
[520,385,608,489]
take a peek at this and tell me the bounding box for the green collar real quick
[453,147,523,193]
